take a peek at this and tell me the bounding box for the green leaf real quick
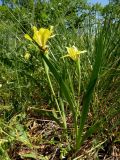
[41,54,77,129]
[76,32,105,149]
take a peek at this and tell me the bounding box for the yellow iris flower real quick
[62,46,87,61]
[24,26,54,51]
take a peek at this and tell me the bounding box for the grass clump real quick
[0,0,120,159]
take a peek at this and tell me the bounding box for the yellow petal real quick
[33,30,42,46]
[39,28,52,49]
[66,46,80,61]
[32,26,37,32]
[24,34,32,41]
[80,50,87,54]
[25,26,54,51]
[61,54,69,59]
[62,46,87,61]
[50,26,54,34]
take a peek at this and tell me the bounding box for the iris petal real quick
[62,46,87,61]
[24,26,54,51]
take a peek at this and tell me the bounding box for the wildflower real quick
[62,46,87,61]
[24,52,31,60]
[24,26,54,51]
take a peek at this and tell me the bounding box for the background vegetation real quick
[0,0,120,159]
